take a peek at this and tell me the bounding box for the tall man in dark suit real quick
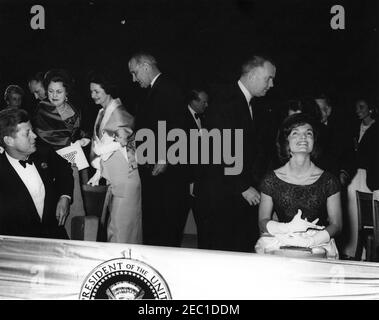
[183,88,209,248]
[128,53,189,247]
[198,55,276,252]
[0,108,73,239]
[314,94,355,185]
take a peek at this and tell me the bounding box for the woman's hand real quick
[286,209,324,233]
[242,187,260,206]
[152,163,167,176]
[114,128,133,147]
[78,138,91,147]
[87,170,101,186]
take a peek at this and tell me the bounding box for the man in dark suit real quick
[128,52,189,247]
[184,88,209,248]
[0,108,73,239]
[314,94,355,185]
[197,55,276,252]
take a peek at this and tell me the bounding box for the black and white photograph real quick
[0,0,378,303]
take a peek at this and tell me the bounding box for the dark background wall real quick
[0,0,377,119]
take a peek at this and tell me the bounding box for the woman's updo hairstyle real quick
[43,69,74,98]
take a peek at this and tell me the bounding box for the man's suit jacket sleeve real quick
[153,78,187,132]
[204,98,252,196]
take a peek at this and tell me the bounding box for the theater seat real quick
[81,184,109,241]
[81,184,108,218]
[356,191,375,261]
[71,215,99,241]
[373,200,379,261]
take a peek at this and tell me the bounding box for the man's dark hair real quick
[186,88,207,105]
[286,96,323,123]
[0,108,30,147]
[276,113,321,163]
[314,93,332,106]
[28,71,45,83]
[241,55,275,75]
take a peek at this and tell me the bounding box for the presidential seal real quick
[79,256,171,300]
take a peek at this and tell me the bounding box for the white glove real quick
[93,139,121,156]
[266,209,324,235]
[275,230,330,248]
[87,170,101,186]
[91,157,101,170]
[275,233,313,248]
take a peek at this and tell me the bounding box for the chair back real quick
[71,216,99,241]
[356,191,374,230]
[373,200,379,261]
[355,191,374,261]
[81,184,108,217]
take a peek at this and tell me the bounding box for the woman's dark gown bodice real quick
[33,100,81,150]
[260,171,340,226]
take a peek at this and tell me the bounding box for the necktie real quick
[194,113,200,119]
[19,159,33,168]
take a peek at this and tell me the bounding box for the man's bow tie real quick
[194,113,202,119]
[19,159,33,168]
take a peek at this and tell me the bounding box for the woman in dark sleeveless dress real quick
[257,113,342,253]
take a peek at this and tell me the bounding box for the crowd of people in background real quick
[0,53,378,261]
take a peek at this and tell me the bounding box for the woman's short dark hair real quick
[0,108,30,147]
[276,113,321,163]
[43,69,74,97]
[88,70,119,98]
[355,97,378,119]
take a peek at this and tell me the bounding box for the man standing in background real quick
[128,52,189,247]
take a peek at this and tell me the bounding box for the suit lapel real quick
[0,153,42,223]
[147,74,162,100]
[235,84,254,128]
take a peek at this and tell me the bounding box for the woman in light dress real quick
[88,71,142,244]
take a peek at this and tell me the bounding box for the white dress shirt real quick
[151,73,161,87]
[6,152,45,219]
[188,105,202,130]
